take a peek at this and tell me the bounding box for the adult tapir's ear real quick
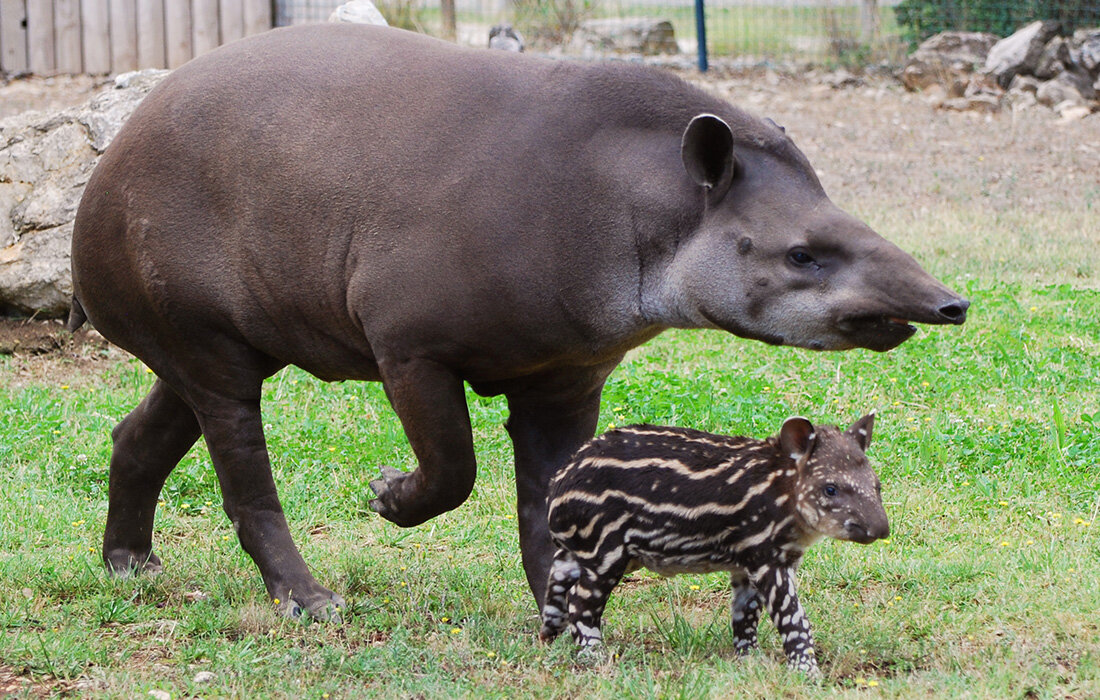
[681,113,736,201]
[779,416,816,467]
[845,412,875,451]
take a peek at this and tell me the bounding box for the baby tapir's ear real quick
[845,412,875,451]
[779,416,816,467]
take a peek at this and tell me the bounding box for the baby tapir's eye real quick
[822,484,838,497]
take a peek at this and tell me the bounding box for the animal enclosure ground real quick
[1,69,1098,698]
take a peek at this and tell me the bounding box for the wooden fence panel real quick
[192,0,221,56]
[55,0,83,73]
[137,0,166,69]
[110,0,139,73]
[1,1,29,74]
[26,0,55,74]
[244,0,274,38]
[164,0,194,69]
[220,0,246,45]
[82,0,112,74]
[2,0,277,76]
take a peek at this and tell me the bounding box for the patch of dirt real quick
[0,663,70,698]
[0,317,129,388]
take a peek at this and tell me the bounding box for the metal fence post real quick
[694,0,708,72]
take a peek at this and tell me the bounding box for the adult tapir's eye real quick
[823,484,838,497]
[787,249,816,267]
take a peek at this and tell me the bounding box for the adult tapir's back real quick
[73,24,729,388]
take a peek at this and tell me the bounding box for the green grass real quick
[1,275,1097,697]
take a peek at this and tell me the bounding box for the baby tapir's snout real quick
[542,413,888,675]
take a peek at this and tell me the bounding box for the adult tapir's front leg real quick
[505,365,613,610]
[369,358,477,527]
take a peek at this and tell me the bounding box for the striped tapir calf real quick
[541,414,888,674]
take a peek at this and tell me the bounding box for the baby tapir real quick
[541,414,888,674]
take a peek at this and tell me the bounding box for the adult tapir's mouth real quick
[838,315,918,352]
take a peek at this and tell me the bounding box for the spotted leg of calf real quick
[751,565,819,676]
[539,548,581,642]
[730,570,763,655]
[567,561,627,648]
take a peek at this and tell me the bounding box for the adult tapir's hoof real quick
[104,548,164,577]
[368,465,421,527]
[276,588,347,623]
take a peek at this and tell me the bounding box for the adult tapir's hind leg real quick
[192,392,345,620]
[103,379,202,575]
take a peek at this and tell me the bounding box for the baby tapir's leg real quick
[750,565,819,675]
[729,569,763,655]
[539,548,581,642]
[567,558,629,648]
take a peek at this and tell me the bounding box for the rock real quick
[1056,102,1093,120]
[1071,28,1100,74]
[572,18,678,56]
[489,24,525,52]
[1008,74,1041,93]
[192,671,216,684]
[985,21,1062,88]
[1035,36,1071,80]
[0,70,167,316]
[148,691,170,700]
[328,0,388,25]
[901,31,1000,96]
[1036,68,1096,107]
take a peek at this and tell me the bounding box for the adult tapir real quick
[68,23,968,621]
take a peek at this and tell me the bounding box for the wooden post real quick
[165,0,193,68]
[221,0,246,45]
[82,0,112,73]
[442,0,456,40]
[1,0,29,74]
[110,0,139,73]
[243,0,272,37]
[27,0,56,74]
[55,0,83,73]
[137,0,166,69]
[192,0,220,57]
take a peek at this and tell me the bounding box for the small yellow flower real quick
[486,651,496,658]
[855,677,867,685]
[868,680,880,687]
[1029,306,1037,312]
[450,627,462,634]
[442,617,450,623]
[274,598,281,605]
[181,503,190,509]
[328,447,337,452]
[998,500,1008,506]
[1026,540,1034,545]
[222,535,231,541]
[1074,518,1086,525]
[1000,541,1010,547]
[921,381,930,387]
[689,585,700,591]
[61,385,70,390]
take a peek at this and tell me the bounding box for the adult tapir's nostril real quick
[937,299,969,324]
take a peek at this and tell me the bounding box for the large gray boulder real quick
[1071,28,1100,74]
[985,20,1062,88]
[0,70,167,316]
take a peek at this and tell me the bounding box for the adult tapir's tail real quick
[66,296,87,332]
